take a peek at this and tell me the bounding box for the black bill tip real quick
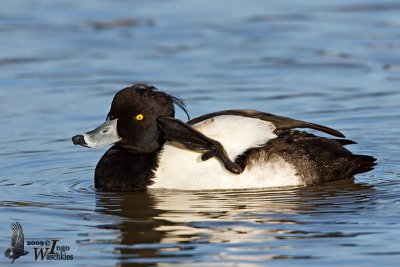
[72,134,87,146]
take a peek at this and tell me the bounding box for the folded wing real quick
[189,109,345,138]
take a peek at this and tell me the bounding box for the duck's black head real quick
[72,84,187,153]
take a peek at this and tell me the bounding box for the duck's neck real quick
[94,145,159,191]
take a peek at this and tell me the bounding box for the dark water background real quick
[0,0,399,266]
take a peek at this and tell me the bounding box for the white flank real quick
[192,115,277,160]
[150,115,302,190]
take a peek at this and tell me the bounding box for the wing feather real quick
[188,109,345,138]
[10,222,25,250]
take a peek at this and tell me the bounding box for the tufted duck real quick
[72,84,376,191]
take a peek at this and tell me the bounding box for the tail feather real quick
[332,139,357,146]
[351,155,377,175]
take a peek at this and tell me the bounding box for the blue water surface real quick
[0,0,399,266]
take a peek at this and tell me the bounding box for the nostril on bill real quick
[72,134,86,145]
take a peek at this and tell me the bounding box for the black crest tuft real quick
[172,96,190,120]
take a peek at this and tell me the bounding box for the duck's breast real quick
[150,115,302,190]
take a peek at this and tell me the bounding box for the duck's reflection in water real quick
[93,180,375,266]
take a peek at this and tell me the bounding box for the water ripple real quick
[0,0,399,266]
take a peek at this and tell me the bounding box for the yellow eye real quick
[135,114,144,121]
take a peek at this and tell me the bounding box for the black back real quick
[236,130,376,185]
